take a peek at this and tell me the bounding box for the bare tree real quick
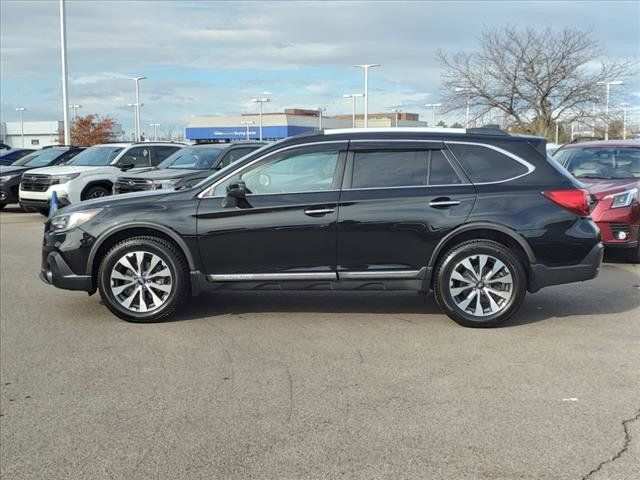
[436,26,636,138]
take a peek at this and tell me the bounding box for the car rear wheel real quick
[434,240,527,328]
[97,236,189,322]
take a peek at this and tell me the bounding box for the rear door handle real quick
[429,198,461,208]
[304,208,335,216]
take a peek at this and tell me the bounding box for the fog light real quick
[0,191,6,201]
[617,231,628,240]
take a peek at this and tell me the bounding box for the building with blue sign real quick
[185,108,427,143]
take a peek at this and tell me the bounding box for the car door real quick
[115,146,153,170]
[196,141,348,277]
[336,141,477,277]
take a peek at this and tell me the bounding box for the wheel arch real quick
[423,222,536,291]
[81,180,113,200]
[86,223,197,287]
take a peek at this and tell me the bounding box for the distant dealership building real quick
[185,109,427,143]
[0,121,62,148]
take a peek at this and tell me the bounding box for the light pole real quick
[251,97,270,141]
[59,0,70,145]
[555,120,560,144]
[126,103,137,140]
[240,120,254,140]
[620,102,630,140]
[316,107,326,130]
[149,123,160,141]
[353,64,380,128]
[597,80,623,140]
[455,87,472,128]
[392,108,402,127]
[129,76,146,141]
[15,107,26,147]
[424,103,442,127]
[69,104,81,120]
[343,93,363,127]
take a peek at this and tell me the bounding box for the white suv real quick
[19,142,182,213]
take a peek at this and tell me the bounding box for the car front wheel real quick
[97,236,189,322]
[434,240,527,328]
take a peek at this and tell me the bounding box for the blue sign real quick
[185,125,316,140]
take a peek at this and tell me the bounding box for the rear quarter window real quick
[447,143,529,183]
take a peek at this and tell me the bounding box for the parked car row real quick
[37,126,617,327]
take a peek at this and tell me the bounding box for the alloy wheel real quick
[110,250,173,313]
[449,254,514,317]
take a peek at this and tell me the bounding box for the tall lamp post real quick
[619,102,630,140]
[59,0,70,145]
[126,103,138,140]
[353,64,380,128]
[251,97,270,141]
[392,108,402,127]
[316,107,326,130]
[129,76,146,141]
[455,87,473,128]
[240,120,254,140]
[424,103,442,127]
[69,104,81,120]
[343,93,363,127]
[15,107,26,147]
[149,123,160,141]
[597,80,623,140]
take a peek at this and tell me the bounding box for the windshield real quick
[555,147,640,179]
[157,147,223,170]
[68,146,123,166]
[12,149,66,167]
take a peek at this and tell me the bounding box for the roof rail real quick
[325,127,467,135]
[466,125,510,136]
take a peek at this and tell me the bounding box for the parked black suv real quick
[0,146,84,209]
[114,142,264,194]
[39,128,603,327]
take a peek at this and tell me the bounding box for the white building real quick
[0,121,63,148]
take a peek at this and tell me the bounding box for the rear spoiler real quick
[527,137,547,157]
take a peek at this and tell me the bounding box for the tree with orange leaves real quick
[59,114,121,146]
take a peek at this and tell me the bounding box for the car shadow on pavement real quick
[170,262,640,328]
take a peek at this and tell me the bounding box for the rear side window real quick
[448,144,528,183]
[352,150,428,188]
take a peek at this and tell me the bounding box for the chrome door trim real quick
[206,272,337,282]
[338,268,425,280]
[429,200,461,207]
[304,208,336,215]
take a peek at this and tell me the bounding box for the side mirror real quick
[119,162,135,171]
[226,181,247,199]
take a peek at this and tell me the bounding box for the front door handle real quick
[304,208,335,216]
[429,198,461,208]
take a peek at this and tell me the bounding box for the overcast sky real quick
[1,0,638,135]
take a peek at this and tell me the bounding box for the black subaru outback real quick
[39,127,603,327]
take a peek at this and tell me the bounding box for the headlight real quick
[0,174,20,183]
[604,188,639,209]
[50,208,102,231]
[50,173,81,185]
[152,178,181,189]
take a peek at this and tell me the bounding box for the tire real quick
[84,185,110,200]
[21,204,37,213]
[0,203,6,210]
[37,208,49,216]
[433,240,527,328]
[97,236,189,322]
[630,243,640,264]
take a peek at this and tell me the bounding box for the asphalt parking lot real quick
[0,207,639,480]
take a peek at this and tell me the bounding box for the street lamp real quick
[392,108,402,127]
[343,93,364,127]
[316,107,326,130]
[15,107,26,147]
[455,87,473,128]
[240,120,254,141]
[353,64,380,128]
[59,0,70,145]
[597,80,623,140]
[129,76,146,141]
[424,103,442,127]
[149,123,160,141]
[251,97,271,141]
[126,103,138,140]
[69,104,81,120]
[620,102,630,140]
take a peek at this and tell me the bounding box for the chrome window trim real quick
[338,269,424,280]
[197,140,348,199]
[207,272,337,282]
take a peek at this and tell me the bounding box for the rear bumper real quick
[528,242,604,293]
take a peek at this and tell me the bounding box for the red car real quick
[553,140,640,262]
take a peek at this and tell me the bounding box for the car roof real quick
[560,140,640,149]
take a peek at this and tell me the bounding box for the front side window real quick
[159,147,223,170]
[69,146,123,166]
[153,146,182,165]
[218,147,260,168]
[212,149,339,196]
[447,143,529,183]
[117,146,151,167]
[556,147,640,179]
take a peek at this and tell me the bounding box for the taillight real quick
[542,189,590,216]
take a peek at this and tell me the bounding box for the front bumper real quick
[528,242,604,293]
[20,196,71,211]
[40,226,96,292]
[40,251,92,291]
